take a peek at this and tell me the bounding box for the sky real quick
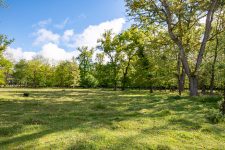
[0,0,129,63]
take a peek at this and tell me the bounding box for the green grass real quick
[0,88,224,150]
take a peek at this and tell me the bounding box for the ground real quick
[0,88,224,150]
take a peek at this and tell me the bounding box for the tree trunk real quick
[113,65,117,91]
[178,67,185,95]
[149,85,153,93]
[201,84,206,95]
[161,0,217,97]
[210,27,219,95]
[113,81,117,91]
[189,75,198,96]
[121,58,131,91]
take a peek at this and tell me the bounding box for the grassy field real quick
[0,88,224,150]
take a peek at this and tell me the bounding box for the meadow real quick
[0,88,224,150]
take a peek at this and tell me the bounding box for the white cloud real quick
[62,29,75,42]
[33,28,60,45]
[33,19,52,28]
[4,47,36,62]
[5,18,126,64]
[4,44,80,64]
[74,18,125,48]
[54,18,70,29]
[33,18,126,48]
[39,43,79,62]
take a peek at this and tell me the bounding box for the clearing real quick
[0,88,224,149]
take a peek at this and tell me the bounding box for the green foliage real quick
[54,61,80,87]
[13,59,29,85]
[0,35,13,53]
[77,46,95,87]
[13,59,80,87]
[199,96,222,103]
[81,73,98,88]
[0,34,13,85]
[205,109,224,124]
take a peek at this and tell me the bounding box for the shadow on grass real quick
[0,89,223,148]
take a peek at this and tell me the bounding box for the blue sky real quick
[0,0,129,63]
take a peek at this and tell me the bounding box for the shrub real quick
[205,109,224,124]
[81,74,99,88]
[199,96,222,103]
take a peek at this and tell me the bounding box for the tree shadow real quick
[0,89,224,149]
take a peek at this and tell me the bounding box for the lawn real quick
[0,88,224,150]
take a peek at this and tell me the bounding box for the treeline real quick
[0,23,225,95]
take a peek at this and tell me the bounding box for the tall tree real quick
[126,0,224,96]
[97,30,121,90]
[118,27,146,90]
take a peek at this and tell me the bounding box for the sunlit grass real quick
[0,88,224,149]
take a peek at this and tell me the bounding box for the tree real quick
[208,8,225,95]
[97,30,122,90]
[13,60,29,86]
[94,53,111,87]
[0,35,13,85]
[26,59,45,87]
[126,0,224,96]
[0,0,5,7]
[77,47,97,87]
[118,27,146,90]
[54,61,80,87]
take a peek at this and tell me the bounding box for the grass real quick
[0,88,224,149]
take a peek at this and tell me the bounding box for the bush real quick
[81,74,99,88]
[205,109,224,124]
[199,96,222,103]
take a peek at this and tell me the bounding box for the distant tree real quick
[54,61,80,87]
[77,46,97,87]
[94,53,110,87]
[13,60,29,86]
